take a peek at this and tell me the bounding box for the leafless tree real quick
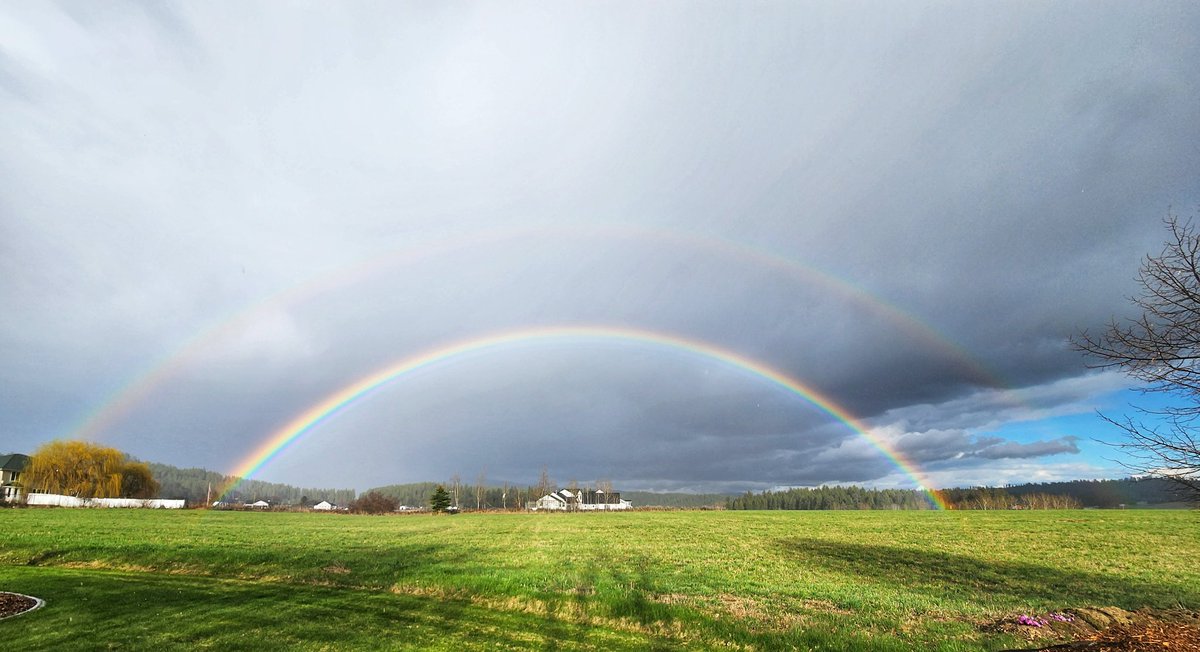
[1074,213,1200,501]
[450,473,461,508]
[475,469,486,511]
[536,466,551,501]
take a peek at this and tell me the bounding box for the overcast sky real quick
[3,1,1198,493]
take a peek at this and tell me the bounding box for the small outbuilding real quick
[312,500,334,511]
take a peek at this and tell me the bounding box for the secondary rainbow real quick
[70,221,1005,444]
[221,325,948,508]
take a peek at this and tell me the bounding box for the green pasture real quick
[0,509,1196,650]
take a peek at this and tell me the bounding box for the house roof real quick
[0,454,30,472]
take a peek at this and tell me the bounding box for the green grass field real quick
[1,509,1196,650]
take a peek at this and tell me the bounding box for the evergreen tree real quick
[430,485,452,512]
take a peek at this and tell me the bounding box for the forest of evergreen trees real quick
[726,485,935,510]
[148,462,355,506]
[724,477,1184,510]
[1001,477,1182,508]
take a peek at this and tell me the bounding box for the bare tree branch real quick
[1072,212,1200,502]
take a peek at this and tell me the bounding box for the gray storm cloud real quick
[1,2,1197,491]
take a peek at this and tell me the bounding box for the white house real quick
[534,489,575,511]
[312,500,334,511]
[1,453,30,503]
[247,500,270,508]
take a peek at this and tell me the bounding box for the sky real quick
[2,1,1199,494]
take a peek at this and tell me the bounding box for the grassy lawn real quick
[0,509,1196,650]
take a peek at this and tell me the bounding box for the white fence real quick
[25,493,185,509]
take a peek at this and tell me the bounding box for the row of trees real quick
[1003,477,1178,508]
[24,440,159,499]
[369,480,544,511]
[727,486,938,510]
[934,488,1081,510]
[726,485,1090,511]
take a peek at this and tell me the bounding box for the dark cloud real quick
[2,2,1197,491]
[975,436,1080,460]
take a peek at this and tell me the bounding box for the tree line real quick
[149,462,356,506]
[726,485,936,510]
[725,477,1183,511]
[367,480,540,511]
[1001,477,1179,508]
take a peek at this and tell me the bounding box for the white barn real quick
[532,488,632,511]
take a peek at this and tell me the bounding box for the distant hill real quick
[148,462,356,506]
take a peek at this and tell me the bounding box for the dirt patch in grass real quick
[991,606,1200,651]
[0,592,39,619]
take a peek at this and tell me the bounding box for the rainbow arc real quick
[219,325,948,509]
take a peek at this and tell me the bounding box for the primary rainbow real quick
[221,325,948,508]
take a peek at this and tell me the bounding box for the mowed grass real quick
[0,509,1196,650]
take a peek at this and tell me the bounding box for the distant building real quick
[532,488,632,511]
[1,453,30,503]
[312,500,334,511]
[247,500,270,508]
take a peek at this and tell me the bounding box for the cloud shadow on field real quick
[778,538,1199,610]
[0,566,671,650]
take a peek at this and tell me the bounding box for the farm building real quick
[1,453,30,503]
[532,488,632,511]
[312,500,335,510]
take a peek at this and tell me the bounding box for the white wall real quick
[25,493,185,509]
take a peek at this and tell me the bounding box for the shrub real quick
[349,491,399,514]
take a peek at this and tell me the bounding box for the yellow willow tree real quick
[119,461,160,499]
[26,440,126,498]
